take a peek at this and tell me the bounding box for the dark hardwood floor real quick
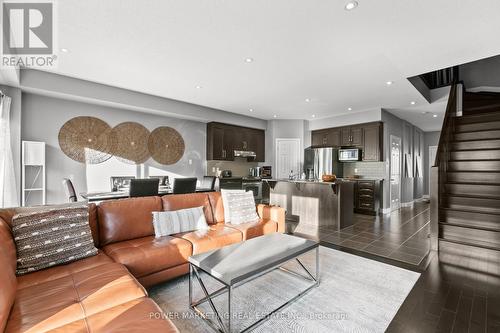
[387,242,500,333]
[291,203,500,332]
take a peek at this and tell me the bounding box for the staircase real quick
[437,88,500,252]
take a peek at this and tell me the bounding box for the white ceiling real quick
[42,1,500,122]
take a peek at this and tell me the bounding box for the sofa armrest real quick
[257,205,285,233]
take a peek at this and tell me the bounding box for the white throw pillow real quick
[152,207,209,237]
[224,191,260,225]
[221,189,245,222]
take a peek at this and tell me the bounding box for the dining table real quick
[80,186,214,202]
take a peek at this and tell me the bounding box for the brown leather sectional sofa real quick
[0,192,285,333]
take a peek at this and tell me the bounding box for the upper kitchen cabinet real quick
[362,123,382,161]
[310,121,383,161]
[206,122,265,162]
[341,126,363,147]
[311,128,340,147]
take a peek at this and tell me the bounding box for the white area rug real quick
[150,246,420,333]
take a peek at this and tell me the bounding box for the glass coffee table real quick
[188,233,319,333]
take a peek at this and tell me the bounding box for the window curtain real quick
[0,94,19,208]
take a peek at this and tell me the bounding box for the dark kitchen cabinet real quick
[208,125,228,160]
[207,122,265,162]
[311,122,383,161]
[312,128,340,147]
[353,180,381,215]
[362,124,382,161]
[341,126,363,147]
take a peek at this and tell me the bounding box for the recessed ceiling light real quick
[433,114,438,118]
[386,81,393,86]
[249,108,253,112]
[410,101,416,105]
[344,1,358,11]
[273,115,277,118]
[196,85,202,89]
[305,98,311,102]
[312,114,316,118]
[245,58,254,63]
[61,48,69,53]
[348,107,352,111]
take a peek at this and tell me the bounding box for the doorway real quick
[428,146,438,195]
[275,138,301,179]
[390,135,402,212]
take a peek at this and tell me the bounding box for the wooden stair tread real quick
[446,193,500,200]
[439,221,500,233]
[439,238,500,252]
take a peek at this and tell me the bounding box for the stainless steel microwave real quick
[338,148,361,162]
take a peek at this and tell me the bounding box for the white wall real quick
[21,93,207,204]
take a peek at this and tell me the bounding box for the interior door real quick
[276,139,301,179]
[390,135,402,211]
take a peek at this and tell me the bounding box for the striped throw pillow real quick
[225,191,259,225]
[152,206,209,237]
[12,205,98,275]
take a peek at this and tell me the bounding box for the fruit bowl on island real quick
[321,174,337,182]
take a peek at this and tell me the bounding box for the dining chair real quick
[200,176,216,190]
[62,178,77,202]
[172,178,197,194]
[129,179,160,197]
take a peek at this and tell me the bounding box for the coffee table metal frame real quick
[189,245,319,333]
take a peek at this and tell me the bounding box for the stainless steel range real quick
[242,177,262,203]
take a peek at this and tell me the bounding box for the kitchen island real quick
[263,179,354,234]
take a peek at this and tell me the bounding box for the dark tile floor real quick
[290,201,431,265]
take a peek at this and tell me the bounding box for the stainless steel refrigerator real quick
[304,147,343,180]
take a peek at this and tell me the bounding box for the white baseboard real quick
[400,201,414,208]
[422,195,430,199]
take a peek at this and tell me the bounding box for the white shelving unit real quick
[22,141,46,206]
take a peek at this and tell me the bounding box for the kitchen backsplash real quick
[207,160,258,177]
[343,162,386,179]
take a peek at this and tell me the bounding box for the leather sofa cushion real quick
[161,193,215,224]
[138,263,189,289]
[172,223,242,254]
[17,251,112,290]
[208,192,225,223]
[103,236,192,278]
[50,298,179,333]
[5,262,146,333]
[225,218,278,240]
[98,196,162,246]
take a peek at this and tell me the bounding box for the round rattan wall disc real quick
[109,122,150,164]
[148,127,185,165]
[58,117,114,164]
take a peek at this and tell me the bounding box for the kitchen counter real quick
[264,179,354,234]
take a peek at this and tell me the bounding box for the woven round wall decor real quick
[148,126,185,165]
[109,122,151,164]
[58,116,114,164]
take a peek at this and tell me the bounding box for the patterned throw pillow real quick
[225,191,260,225]
[221,189,245,222]
[152,206,209,237]
[12,205,98,275]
